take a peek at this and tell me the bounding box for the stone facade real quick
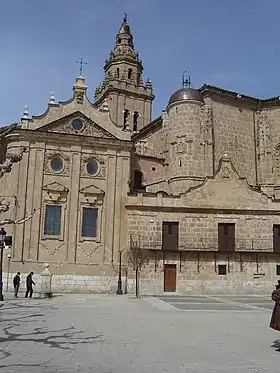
[2,17,280,295]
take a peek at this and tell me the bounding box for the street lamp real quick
[0,227,6,301]
[116,249,123,295]
[6,254,11,292]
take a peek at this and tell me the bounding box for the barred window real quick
[82,208,98,238]
[44,205,62,236]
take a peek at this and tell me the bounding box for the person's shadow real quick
[271,340,280,352]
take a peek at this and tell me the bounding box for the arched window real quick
[128,68,132,79]
[123,109,129,128]
[118,38,121,44]
[133,111,139,132]
[133,170,145,191]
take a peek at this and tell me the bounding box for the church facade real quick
[2,16,280,294]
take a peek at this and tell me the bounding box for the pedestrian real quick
[270,283,280,331]
[25,272,35,299]
[13,272,20,298]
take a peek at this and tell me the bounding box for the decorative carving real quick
[176,135,186,154]
[200,105,213,141]
[40,241,64,256]
[0,150,25,179]
[44,151,70,176]
[80,155,106,178]
[204,105,213,128]
[233,136,238,151]
[256,111,270,149]
[77,243,101,259]
[79,184,105,205]
[42,181,69,202]
[75,90,84,104]
[274,144,280,178]
[0,198,10,213]
[135,140,157,157]
[221,166,230,179]
[45,115,115,139]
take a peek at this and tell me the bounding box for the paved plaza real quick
[0,293,279,372]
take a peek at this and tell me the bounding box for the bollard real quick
[40,263,53,298]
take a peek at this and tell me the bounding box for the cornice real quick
[199,84,280,110]
[4,128,134,151]
[104,56,143,72]
[125,204,280,215]
[94,86,154,106]
[133,153,165,162]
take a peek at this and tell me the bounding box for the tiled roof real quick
[199,84,280,104]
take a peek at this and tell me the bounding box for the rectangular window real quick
[273,225,280,253]
[218,223,235,251]
[44,205,62,236]
[218,264,227,275]
[276,265,280,276]
[82,207,98,238]
[162,222,179,251]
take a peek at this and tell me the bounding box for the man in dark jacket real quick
[25,272,35,298]
[13,272,20,298]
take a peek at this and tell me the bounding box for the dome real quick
[167,88,204,107]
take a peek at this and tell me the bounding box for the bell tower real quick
[93,14,154,132]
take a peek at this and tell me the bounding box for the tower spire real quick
[93,16,155,130]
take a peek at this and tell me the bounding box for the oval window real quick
[50,156,64,173]
[86,159,99,176]
[71,118,84,131]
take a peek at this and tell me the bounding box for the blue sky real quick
[0,0,279,124]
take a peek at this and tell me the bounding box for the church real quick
[1,15,280,295]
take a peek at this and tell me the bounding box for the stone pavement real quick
[155,294,274,311]
[0,293,279,372]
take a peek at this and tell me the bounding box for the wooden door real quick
[164,264,176,292]
[162,222,179,251]
[218,223,235,251]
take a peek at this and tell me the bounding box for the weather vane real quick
[123,12,128,23]
[75,58,87,76]
[182,70,191,88]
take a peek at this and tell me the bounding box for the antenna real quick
[182,70,191,88]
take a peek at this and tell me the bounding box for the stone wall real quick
[127,210,280,251]
[211,100,257,185]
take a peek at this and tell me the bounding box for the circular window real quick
[50,156,64,173]
[86,158,99,176]
[71,118,84,131]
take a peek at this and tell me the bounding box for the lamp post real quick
[116,249,123,295]
[6,254,11,292]
[0,227,7,301]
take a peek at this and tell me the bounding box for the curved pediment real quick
[22,76,131,140]
[181,154,273,210]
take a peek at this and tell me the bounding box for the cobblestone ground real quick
[0,293,279,372]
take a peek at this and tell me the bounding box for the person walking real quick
[13,272,20,298]
[25,272,35,299]
[270,283,280,331]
